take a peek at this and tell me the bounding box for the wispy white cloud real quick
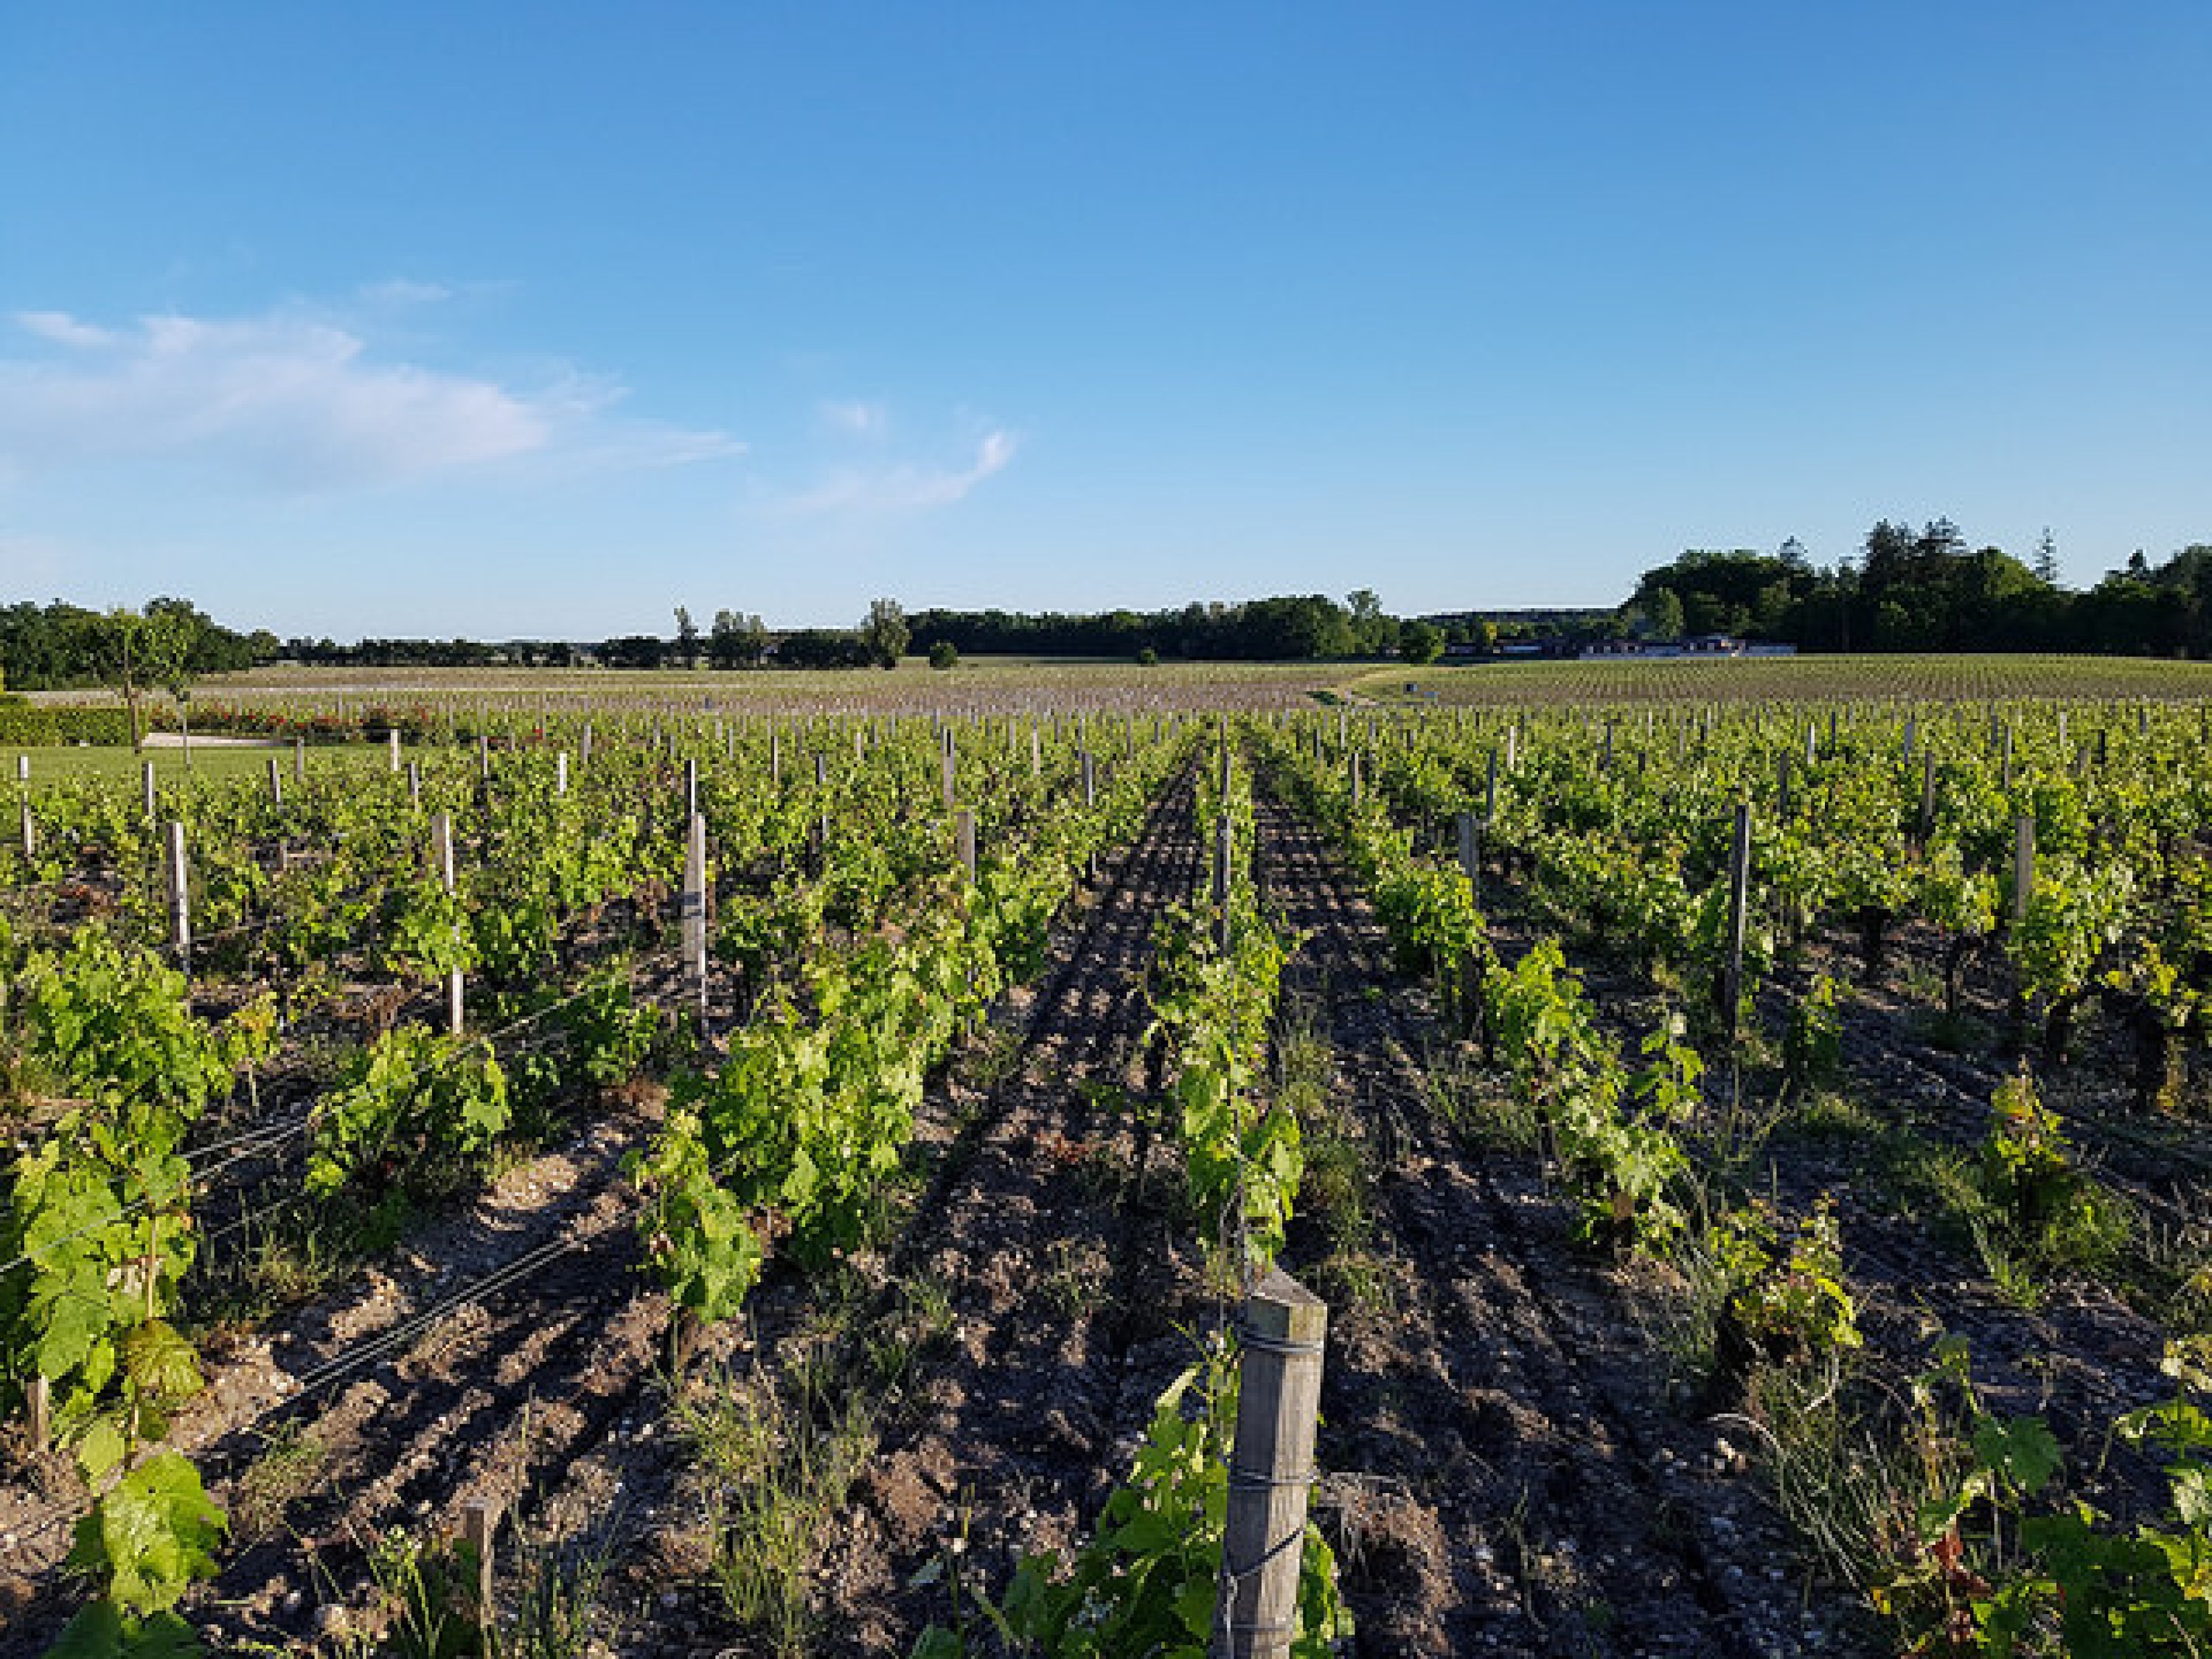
[358,278,455,308]
[0,306,740,493]
[818,397,888,438]
[787,427,1018,516]
[17,311,116,348]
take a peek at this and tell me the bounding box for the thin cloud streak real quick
[818,397,888,438]
[785,427,1018,516]
[0,307,740,493]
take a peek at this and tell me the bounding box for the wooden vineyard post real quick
[142,759,157,823]
[388,729,402,772]
[1919,749,1937,844]
[462,1496,498,1630]
[1079,750,1096,808]
[1485,747,1499,823]
[682,812,709,1023]
[2014,814,2035,925]
[1217,1267,1327,1659]
[555,751,568,797]
[293,737,305,783]
[266,755,283,807]
[27,1373,49,1450]
[433,812,463,1036]
[1349,751,1363,810]
[1213,813,1233,952]
[954,809,977,885]
[407,761,422,804]
[582,723,594,768]
[2000,725,2014,791]
[166,820,192,977]
[17,754,32,863]
[770,726,782,786]
[479,734,492,783]
[942,732,958,814]
[1721,802,1751,1040]
[1030,723,1042,778]
[684,758,699,820]
[1455,811,1479,903]
[1903,712,1916,763]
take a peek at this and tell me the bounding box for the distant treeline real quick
[905,592,1428,661]
[0,599,275,692]
[1626,522,2212,655]
[7,525,2212,692]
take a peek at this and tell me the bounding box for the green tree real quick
[80,606,198,751]
[928,639,959,671]
[1632,587,1685,639]
[709,608,767,669]
[860,597,910,667]
[1346,588,1398,655]
[673,605,700,668]
[1399,619,1444,664]
[2031,529,2059,585]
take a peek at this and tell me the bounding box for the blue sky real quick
[3,4,2207,639]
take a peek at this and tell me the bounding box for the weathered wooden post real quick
[432,813,463,1035]
[1919,749,1937,842]
[17,754,32,863]
[266,755,283,807]
[27,1374,50,1450]
[1080,750,1096,807]
[293,737,305,783]
[1349,751,1363,810]
[1213,813,1234,952]
[684,758,699,820]
[954,809,977,884]
[142,759,158,822]
[2014,814,2036,925]
[478,734,492,783]
[462,1496,498,1629]
[1217,1268,1327,1659]
[1721,802,1751,1040]
[1485,747,1499,822]
[555,751,569,796]
[942,738,957,814]
[388,728,402,772]
[166,820,192,975]
[682,811,709,1021]
[1455,811,1479,902]
[407,761,422,804]
[813,753,830,869]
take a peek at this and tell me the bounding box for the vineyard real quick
[3,678,2212,1657]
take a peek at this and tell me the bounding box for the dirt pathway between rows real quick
[1250,787,1873,1659]
[810,763,1221,1652]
